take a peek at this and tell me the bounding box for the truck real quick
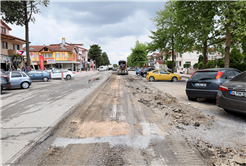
[117,60,128,75]
[108,65,113,70]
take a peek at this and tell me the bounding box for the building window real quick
[1,27,6,34]
[48,53,52,58]
[62,53,65,58]
[197,52,199,54]
[42,54,47,58]
[2,41,7,49]
[12,44,15,50]
[180,53,182,57]
[15,45,19,50]
[44,48,48,51]
[185,61,191,65]
[56,53,60,58]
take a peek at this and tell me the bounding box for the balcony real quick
[8,50,17,55]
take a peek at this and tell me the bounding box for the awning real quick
[55,61,80,64]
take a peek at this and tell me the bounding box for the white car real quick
[51,70,75,80]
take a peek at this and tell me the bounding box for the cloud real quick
[7,1,165,64]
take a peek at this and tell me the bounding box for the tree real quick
[150,55,154,61]
[127,55,133,67]
[102,52,110,65]
[113,64,118,67]
[148,1,179,73]
[88,44,102,68]
[229,48,244,64]
[175,1,225,69]
[130,40,148,67]
[217,1,246,68]
[1,0,49,67]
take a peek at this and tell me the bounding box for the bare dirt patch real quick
[59,121,131,138]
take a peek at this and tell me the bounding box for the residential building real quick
[23,38,91,71]
[1,20,26,70]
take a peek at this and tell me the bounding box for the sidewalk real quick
[175,72,192,79]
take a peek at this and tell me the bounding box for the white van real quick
[98,66,108,71]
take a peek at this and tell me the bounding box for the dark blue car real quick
[28,70,51,82]
[136,68,143,76]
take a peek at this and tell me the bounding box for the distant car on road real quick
[186,68,241,101]
[28,70,51,82]
[179,68,185,74]
[98,66,108,71]
[146,69,181,82]
[45,67,58,73]
[113,67,117,71]
[51,70,75,80]
[217,71,246,114]
[1,69,11,94]
[6,71,32,89]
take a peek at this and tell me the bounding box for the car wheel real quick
[21,82,30,89]
[43,77,49,82]
[188,96,197,101]
[171,77,178,82]
[224,109,231,113]
[149,76,155,82]
[143,74,147,77]
[66,75,71,80]
[137,73,140,76]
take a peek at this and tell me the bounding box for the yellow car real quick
[146,69,181,82]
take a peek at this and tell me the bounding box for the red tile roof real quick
[1,33,26,43]
[23,45,76,52]
[1,20,12,30]
[155,60,164,64]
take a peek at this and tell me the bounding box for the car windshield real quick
[230,72,246,82]
[190,71,218,80]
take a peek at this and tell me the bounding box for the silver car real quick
[6,71,32,89]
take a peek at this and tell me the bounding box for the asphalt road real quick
[1,71,111,165]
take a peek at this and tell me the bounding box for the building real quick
[1,20,26,70]
[23,38,91,71]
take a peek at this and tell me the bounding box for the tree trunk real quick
[224,21,231,68]
[202,40,208,69]
[24,1,30,67]
[171,34,175,73]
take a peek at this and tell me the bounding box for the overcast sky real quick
[9,1,166,64]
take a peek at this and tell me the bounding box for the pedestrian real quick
[22,67,25,71]
[8,68,12,71]
[26,66,30,72]
[17,67,20,71]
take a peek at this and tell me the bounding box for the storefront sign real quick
[47,59,56,64]
[31,62,38,65]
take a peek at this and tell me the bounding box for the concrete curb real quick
[4,74,111,166]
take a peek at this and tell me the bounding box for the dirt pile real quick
[189,138,246,166]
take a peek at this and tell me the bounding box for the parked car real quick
[113,67,117,71]
[45,67,58,73]
[98,66,108,71]
[179,68,185,74]
[136,68,143,76]
[217,71,246,114]
[186,68,241,101]
[146,69,181,82]
[1,69,11,94]
[141,68,155,77]
[28,70,51,82]
[51,70,75,80]
[6,71,32,89]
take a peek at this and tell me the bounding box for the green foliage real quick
[206,60,216,68]
[193,63,198,69]
[216,59,225,68]
[150,55,154,61]
[230,63,246,72]
[166,61,173,69]
[1,1,49,67]
[113,64,118,67]
[102,52,110,65]
[147,1,179,73]
[129,40,148,67]
[88,44,102,68]
[183,63,191,68]
[229,49,244,64]
[198,61,203,69]
[198,55,203,63]
[127,55,133,67]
